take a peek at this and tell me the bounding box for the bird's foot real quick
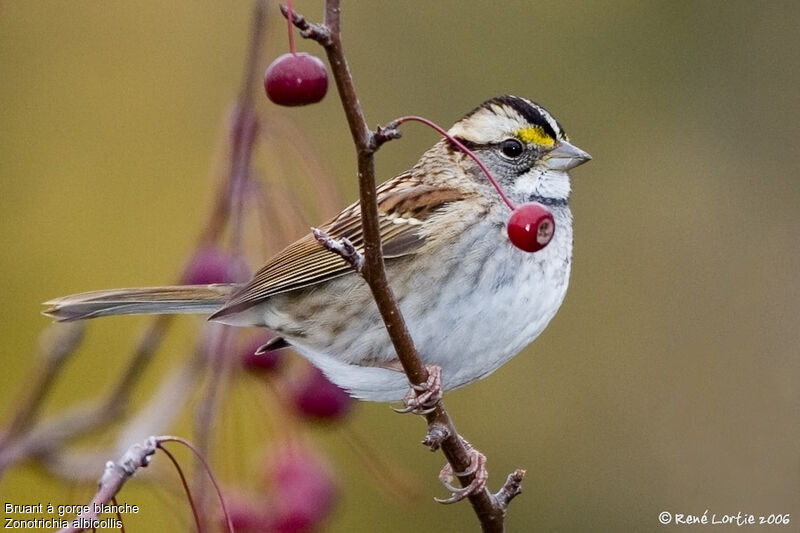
[435,438,488,504]
[393,364,442,415]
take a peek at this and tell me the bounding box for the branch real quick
[56,438,157,533]
[494,469,526,509]
[56,435,234,533]
[312,227,364,272]
[283,2,518,530]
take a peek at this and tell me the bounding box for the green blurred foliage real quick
[1,1,799,531]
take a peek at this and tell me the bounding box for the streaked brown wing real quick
[213,173,464,318]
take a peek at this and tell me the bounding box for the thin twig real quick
[494,469,526,510]
[158,443,203,532]
[312,227,364,272]
[281,6,331,45]
[158,436,235,533]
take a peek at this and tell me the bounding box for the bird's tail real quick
[43,284,238,322]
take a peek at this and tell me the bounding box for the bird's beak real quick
[543,140,592,171]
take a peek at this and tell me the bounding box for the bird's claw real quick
[434,441,488,504]
[393,365,442,415]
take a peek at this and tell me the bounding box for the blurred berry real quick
[264,443,337,533]
[183,245,233,285]
[222,491,268,533]
[290,366,353,421]
[241,333,285,374]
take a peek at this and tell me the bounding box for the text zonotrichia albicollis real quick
[44,95,591,401]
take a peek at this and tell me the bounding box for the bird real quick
[44,95,591,403]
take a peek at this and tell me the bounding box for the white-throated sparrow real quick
[44,95,591,401]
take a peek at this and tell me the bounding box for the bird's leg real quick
[389,364,488,502]
[393,364,442,415]
[435,437,488,504]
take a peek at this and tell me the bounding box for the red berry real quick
[290,366,353,421]
[507,202,555,253]
[240,333,284,374]
[182,245,233,284]
[264,53,328,106]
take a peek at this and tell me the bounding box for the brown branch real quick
[283,2,515,530]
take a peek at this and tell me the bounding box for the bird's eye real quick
[500,139,524,159]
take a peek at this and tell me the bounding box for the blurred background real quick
[1,1,798,531]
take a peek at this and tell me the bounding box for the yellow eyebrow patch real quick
[516,126,555,147]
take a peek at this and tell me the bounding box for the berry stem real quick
[158,444,203,533]
[156,436,234,533]
[287,0,296,54]
[392,115,516,211]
